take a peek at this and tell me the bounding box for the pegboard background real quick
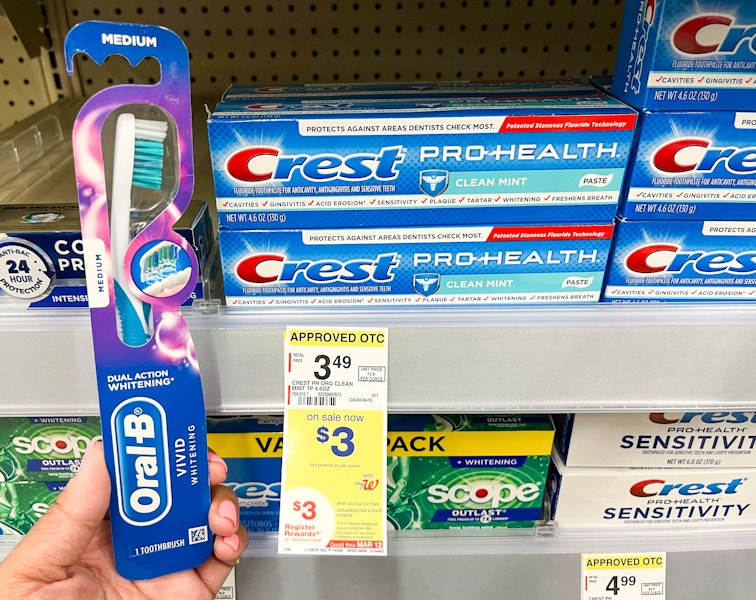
[62,0,625,101]
[0,0,626,132]
[0,13,59,131]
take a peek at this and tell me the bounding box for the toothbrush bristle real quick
[132,118,168,190]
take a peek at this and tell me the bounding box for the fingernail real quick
[78,441,97,473]
[218,500,238,528]
[208,451,227,473]
[223,533,240,553]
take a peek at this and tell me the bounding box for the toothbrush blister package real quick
[64,22,213,579]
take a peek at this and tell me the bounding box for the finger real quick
[208,449,228,486]
[3,441,110,580]
[212,522,248,564]
[208,484,241,538]
[196,524,249,594]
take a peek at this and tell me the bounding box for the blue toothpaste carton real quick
[219,223,614,306]
[220,79,606,101]
[603,218,756,301]
[207,90,637,228]
[0,201,215,308]
[206,416,283,534]
[618,109,756,221]
[612,0,756,111]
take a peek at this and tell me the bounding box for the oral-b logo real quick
[112,398,171,526]
[625,244,756,275]
[236,253,399,284]
[225,146,405,183]
[630,477,745,498]
[427,482,541,507]
[226,481,281,503]
[672,14,756,56]
[652,138,756,175]
[650,412,756,425]
[13,434,102,458]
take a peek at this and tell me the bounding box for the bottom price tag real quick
[279,327,388,556]
[581,553,666,600]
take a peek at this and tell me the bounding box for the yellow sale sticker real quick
[278,327,388,555]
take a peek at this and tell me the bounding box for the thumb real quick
[6,441,111,575]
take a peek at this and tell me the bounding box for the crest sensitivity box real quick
[550,450,756,529]
[206,416,283,534]
[612,0,756,111]
[219,223,614,306]
[207,91,637,228]
[603,218,756,302]
[618,110,756,221]
[554,413,756,468]
[386,414,554,530]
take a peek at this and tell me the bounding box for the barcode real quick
[189,525,208,545]
[297,396,336,406]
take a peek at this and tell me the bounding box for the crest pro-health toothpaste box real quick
[206,416,283,534]
[618,110,756,221]
[219,79,605,101]
[554,412,756,468]
[603,218,756,301]
[612,0,756,111]
[219,223,614,306]
[386,414,554,530]
[207,91,637,228]
[549,450,756,529]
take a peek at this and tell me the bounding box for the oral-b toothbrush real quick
[67,20,213,580]
[110,112,168,347]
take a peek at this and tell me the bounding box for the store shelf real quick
[4,303,756,415]
[241,523,756,557]
[3,521,756,562]
[2,3,756,598]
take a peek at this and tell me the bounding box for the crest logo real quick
[419,170,449,197]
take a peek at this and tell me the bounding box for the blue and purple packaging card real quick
[618,109,756,221]
[206,416,283,534]
[65,22,212,579]
[219,223,614,306]
[603,218,756,302]
[612,0,756,111]
[207,87,637,228]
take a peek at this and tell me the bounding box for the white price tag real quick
[278,327,388,556]
[581,553,666,600]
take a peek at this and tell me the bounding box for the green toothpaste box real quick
[0,481,64,535]
[386,414,554,530]
[0,416,102,483]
